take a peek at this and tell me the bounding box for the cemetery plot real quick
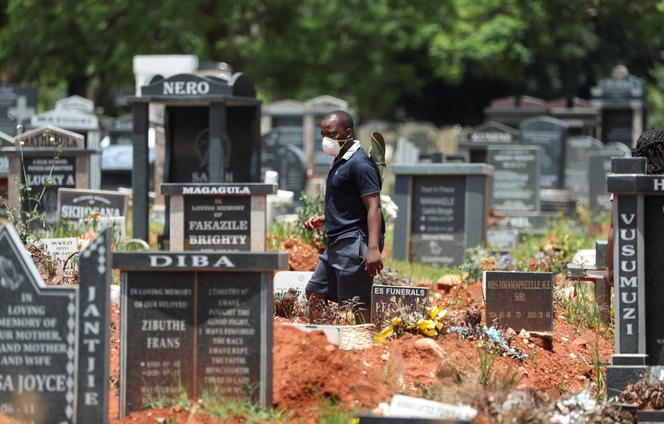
[114,251,288,417]
[483,271,554,332]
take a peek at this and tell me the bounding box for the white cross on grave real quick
[8,95,35,122]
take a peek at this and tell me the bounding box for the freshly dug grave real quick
[107,281,614,423]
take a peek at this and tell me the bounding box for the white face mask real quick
[322,136,352,157]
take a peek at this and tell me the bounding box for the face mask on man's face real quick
[322,136,352,157]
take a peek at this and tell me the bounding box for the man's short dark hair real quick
[634,129,664,174]
[322,110,354,130]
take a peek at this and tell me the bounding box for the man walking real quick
[304,110,384,323]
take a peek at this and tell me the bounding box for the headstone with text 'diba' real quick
[606,157,664,397]
[0,225,111,423]
[114,250,288,417]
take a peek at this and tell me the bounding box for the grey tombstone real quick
[563,136,604,200]
[483,271,554,332]
[162,183,277,252]
[4,126,96,224]
[392,164,493,266]
[588,142,631,215]
[0,85,37,136]
[114,251,288,417]
[370,285,430,328]
[0,225,111,423]
[605,157,664,396]
[487,145,540,212]
[519,116,568,189]
[460,121,520,163]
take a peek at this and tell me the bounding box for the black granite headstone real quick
[484,271,553,332]
[23,156,77,220]
[588,143,631,214]
[167,106,211,183]
[411,176,466,266]
[487,146,539,212]
[371,285,429,328]
[116,251,286,417]
[644,196,664,365]
[58,188,128,223]
[564,136,603,199]
[184,196,251,251]
[519,116,568,189]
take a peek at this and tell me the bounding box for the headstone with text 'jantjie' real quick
[483,271,553,332]
[0,225,111,423]
[564,136,603,201]
[519,116,568,189]
[114,250,288,417]
[371,285,429,328]
[392,164,493,267]
[3,126,96,224]
[163,183,277,252]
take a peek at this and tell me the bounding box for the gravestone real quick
[483,271,553,332]
[371,285,429,328]
[588,142,631,215]
[0,225,111,423]
[394,138,420,164]
[519,116,568,189]
[4,126,96,224]
[605,157,664,396]
[487,146,540,212]
[392,164,493,266]
[261,129,307,198]
[460,121,520,163]
[162,183,277,251]
[0,85,37,136]
[114,250,288,417]
[129,72,261,242]
[58,188,128,223]
[591,65,645,147]
[563,136,604,200]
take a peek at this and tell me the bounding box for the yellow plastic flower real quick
[417,319,438,337]
[391,317,402,326]
[374,325,394,344]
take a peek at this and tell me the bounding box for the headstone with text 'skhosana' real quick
[483,271,553,332]
[114,250,288,417]
[0,225,111,423]
[58,188,128,222]
[163,183,277,251]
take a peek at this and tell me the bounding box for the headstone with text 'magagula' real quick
[605,157,664,398]
[128,72,262,243]
[0,225,111,423]
[162,183,277,251]
[114,250,288,417]
[392,164,493,267]
[3,126,97,224]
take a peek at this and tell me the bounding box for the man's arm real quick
[304,214,325,230]
[362,193,383,276]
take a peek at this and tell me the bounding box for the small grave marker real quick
[371,285,429,327]
[39,237,78,277]
[483,271,553,332]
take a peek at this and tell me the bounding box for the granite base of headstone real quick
[0,225,111,423]
[114,251,288,417]
[162,183,277,252]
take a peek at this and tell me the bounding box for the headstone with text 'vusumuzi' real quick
[605,157,664,397]
[0,225,111,423]
[3,126,96,224]
[162,183,277,252]
[113,250,288,417]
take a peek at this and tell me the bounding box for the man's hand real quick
[304,214,325,231]
[365,246,383,276]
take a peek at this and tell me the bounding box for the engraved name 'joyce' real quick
[163,81,210,96]
[148,255,236,268]
[619,212,637,338]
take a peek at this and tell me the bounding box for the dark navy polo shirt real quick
[325,141,384,239]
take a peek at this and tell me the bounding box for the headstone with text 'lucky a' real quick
[113,250,288,417]
[371,285,429,328]
[162,183,277,252]
[3,126,96,224]
[0,225,111,423]
[483,271,553,332]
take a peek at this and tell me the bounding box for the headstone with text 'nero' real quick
[3,126,96,224]
[113,251,288,417]
[0,225,111,423]
[605,157,664,397]
[162,183,277,251]
[483,271,553,332]
[392,164,493,267]
[129,72,261,243]
[519,116,568,189]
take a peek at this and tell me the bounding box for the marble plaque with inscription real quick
[184,196,251,251]
[411,176,466,266]
[483,271,553,332]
